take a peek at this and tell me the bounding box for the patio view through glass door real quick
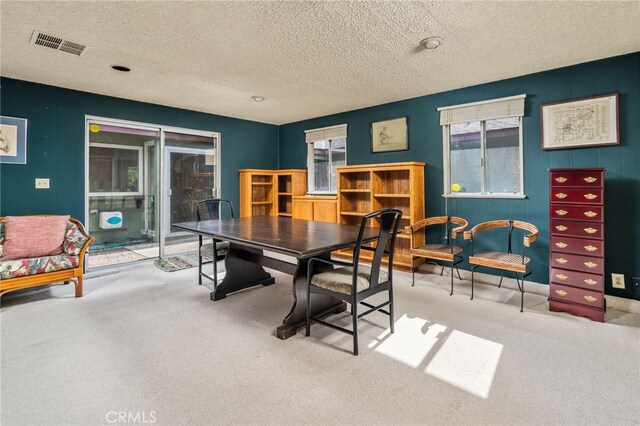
[86,118,220,268]
[86,121,161,269]
[163,131,219,257]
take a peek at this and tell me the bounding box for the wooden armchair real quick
[404,216,468,295]
[464,220,538,312]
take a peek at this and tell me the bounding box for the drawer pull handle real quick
[555,274,568,281]
[555,258,568,264]
[555,225,568,231]
[555,210,568,216]
[584,193,598,200]
[584,262,598,269]
[555,193,568,199]
[583,211,598,218]
[584,227,597,234]
[555,242,568,248]
[583,177,597,183]
[555,290,568,297]
[584,295,598,303]
[555,177,568,183]
[584,245,598,252]
[584,279,598,286]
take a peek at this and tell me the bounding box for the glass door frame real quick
[85,115,221,261]
[163,144,218,238]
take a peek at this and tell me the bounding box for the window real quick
[305,124,347,194]
[439,95,526,198]
[89,143,143,196]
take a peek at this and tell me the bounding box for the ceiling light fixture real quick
[111,65,131,72]
[251,96,265,102]
[420,37,443,50]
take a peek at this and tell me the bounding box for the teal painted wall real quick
[279,53,640,299]
[0,78,279,221]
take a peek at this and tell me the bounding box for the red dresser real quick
[548,168,605,322]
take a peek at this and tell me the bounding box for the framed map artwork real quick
[540,94,619,150]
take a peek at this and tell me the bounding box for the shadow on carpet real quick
[154,253,212,272]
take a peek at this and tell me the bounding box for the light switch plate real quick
[35,178,50,189]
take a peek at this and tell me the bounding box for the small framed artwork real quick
[0,116,28,164]
[371,117,408,153]
[541,93,619,150]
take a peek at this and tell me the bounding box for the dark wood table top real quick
[173,216,377,259]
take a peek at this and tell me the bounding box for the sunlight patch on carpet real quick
[425,330,503,399]
[371,315,447,368]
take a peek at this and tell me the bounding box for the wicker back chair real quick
[404,216,468,295]
[464,220,538,312]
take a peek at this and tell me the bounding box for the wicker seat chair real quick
[305,208,402,356]
[404,216,468,295]
[195,199,234,289]
[464,220,538,312]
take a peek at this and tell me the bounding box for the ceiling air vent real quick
[30,31,87,56]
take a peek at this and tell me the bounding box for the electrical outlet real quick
[611,273,625,289]
[35,178,50,189]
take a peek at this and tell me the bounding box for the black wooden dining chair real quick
[195,199,234,289]
[305,208,403,355]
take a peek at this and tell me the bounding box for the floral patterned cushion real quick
[0,254,79,279]
[63,222,89,256]
[0,222,5,258]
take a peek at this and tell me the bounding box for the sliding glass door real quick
[86,118,221,267]
[86,121,161,268]
[162,131,219,256]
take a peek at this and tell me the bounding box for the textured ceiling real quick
[1,1,639,125]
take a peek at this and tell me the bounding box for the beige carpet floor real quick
[1,261,639,425]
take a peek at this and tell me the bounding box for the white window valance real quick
[305,124,347,143]
[438,94,526,126]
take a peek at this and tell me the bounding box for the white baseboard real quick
[415,264,640,315]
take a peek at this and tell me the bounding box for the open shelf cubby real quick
[335,162,425,270]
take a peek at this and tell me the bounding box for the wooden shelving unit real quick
[276,170,307,217]
[335,162,425,270]
[239,169,306,217]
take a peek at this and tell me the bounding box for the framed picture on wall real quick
[371,117,408,153]
[540,93,619,150]
[0,116,27,164]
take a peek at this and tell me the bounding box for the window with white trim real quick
[305,124,347,194]
[89,143,143,196]
[439,95,526,198]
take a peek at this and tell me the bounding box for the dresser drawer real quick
[549,205,603,222]
[550,220,602,239]
[550,236,603,257]
[550,267,604,291]
[549,283,605,309]
[550,171,603,188]
[550,188,603,204]
[550,252,604,274]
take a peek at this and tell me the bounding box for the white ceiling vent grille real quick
[30,31,87,56]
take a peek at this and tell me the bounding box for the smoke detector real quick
[420,37,443,50]
[29,30,87,56]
